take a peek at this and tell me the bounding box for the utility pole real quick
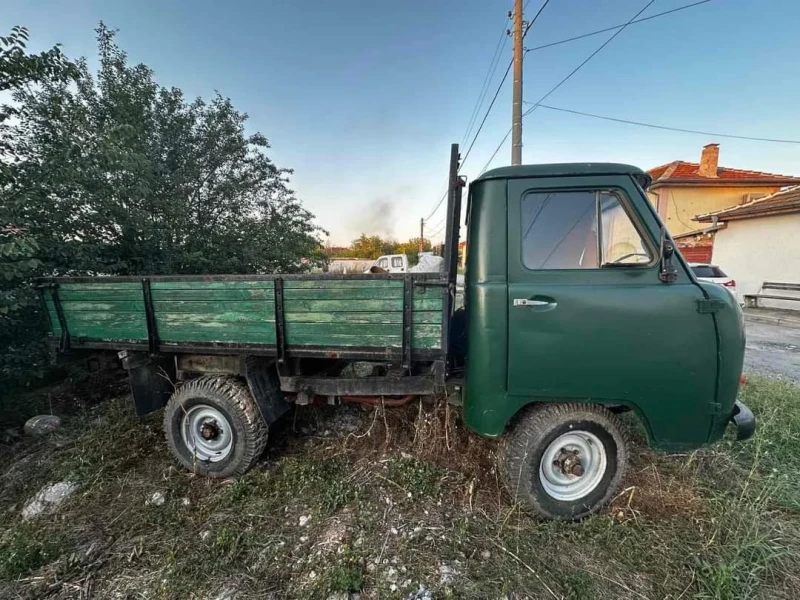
[419,218,424,253]
[511,0,524,165]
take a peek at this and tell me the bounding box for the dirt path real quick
[744,318,800,383]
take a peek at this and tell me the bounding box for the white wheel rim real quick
[181,404,233,462]
[539,431,607,501]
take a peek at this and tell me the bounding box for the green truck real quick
[39,144,754,520]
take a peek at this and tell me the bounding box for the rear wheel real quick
[163,376,268,478]
[500,403,627,520]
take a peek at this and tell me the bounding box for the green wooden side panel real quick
[43,277,443,351]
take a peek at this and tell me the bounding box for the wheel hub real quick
[539,431,607,501]
[180,405,234,463]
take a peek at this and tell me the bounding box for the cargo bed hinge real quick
[696,298,726,314]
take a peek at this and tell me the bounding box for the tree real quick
[1,24,325,387]
[1,26,77,383]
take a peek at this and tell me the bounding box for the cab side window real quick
[521,191,597,269]
[391,257,404,268]
[377,258,389,268]
[520,190,651,270]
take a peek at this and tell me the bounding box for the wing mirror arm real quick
[658,228,678,283]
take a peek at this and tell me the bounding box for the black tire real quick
[163,376,268,478]
[500,403,627,520]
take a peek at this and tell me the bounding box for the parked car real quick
[689,263,738,300]
[365,254,408,273]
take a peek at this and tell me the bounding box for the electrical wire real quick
[459,0,552,173]
[477,0,657,177]
[525,0,712,55]
[532,103,800,144]
[460,8,512,149]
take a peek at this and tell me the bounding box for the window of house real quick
[521,190,652,270]
[391,256,404,268]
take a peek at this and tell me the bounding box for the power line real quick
[533,104,800,144]
[523,0,656,116]
[477,0,657,177]
[460,10,511,149]
[525,0,712,55]
[459,0,551,172]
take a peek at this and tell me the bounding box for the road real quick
[744,318,800,383]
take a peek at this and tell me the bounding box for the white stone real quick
[481,550,491,560]
[21,481,78,519]
[146,491,166,506]
[181,497,191,506]
[23,415,61,437]
[299,515,311,527]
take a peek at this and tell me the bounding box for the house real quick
[647,144,800,262]
[694,186,800,301]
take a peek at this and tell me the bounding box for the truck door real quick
[506,176,719,448]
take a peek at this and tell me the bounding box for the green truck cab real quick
[40,145,754,520]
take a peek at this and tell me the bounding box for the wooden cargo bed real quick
[40,273,448,363]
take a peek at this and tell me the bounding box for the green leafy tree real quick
[1,24,325,389]
[1,26,77,383]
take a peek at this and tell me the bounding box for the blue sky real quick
[5,0,800,244]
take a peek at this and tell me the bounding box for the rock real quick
[23,415,61,437]
[384,566,398,583]
[181,497,191,506]
[146,491,166,507]
[481,550,491,560]
[405,585,433,600]
[299,515,311,527]
[22,481,78,519]
[439,563,460,586]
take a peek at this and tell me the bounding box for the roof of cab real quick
[475,163,649,183]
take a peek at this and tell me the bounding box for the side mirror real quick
[658,228,678,283]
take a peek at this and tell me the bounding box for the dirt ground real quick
[744,317,800,383]
[0,375,799,599]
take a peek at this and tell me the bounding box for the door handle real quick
[513,298,551,307]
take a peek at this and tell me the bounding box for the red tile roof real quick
[695,185,800,222]
[648,161,800,186]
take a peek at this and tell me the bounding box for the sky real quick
[5,0,800,245]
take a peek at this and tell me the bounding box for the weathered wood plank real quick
[157,317,276,334]
[60,282,142,292]
[59,300,145,313]
[282,279,403,289]
[156,313,275,326]
[151,281,275,291]
[158,327,276,344]
[62,312,146,325]
[152,300,273,313]
[283,287,403,300]
[59,290,145,302]
[284,311,441,325]
[67,324,147,340]
[284,298,442,313]
[151,289,274,301]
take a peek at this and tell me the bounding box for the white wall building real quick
[695,187,800,307]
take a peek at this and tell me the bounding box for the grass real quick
[0,376,797,598]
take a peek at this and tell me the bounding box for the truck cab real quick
[462,163,749,449]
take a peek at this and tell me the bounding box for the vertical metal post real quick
[419,218,424,253]
[402,276,413,370]
[51,285,70,352]
[511,0,524,165]
[441,143,461,359]
[274,277,286,365]
[141,278,159,356]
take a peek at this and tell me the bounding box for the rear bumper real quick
[730,401,756,441]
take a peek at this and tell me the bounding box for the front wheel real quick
[500,404,627,520]
[163,376,268,478]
